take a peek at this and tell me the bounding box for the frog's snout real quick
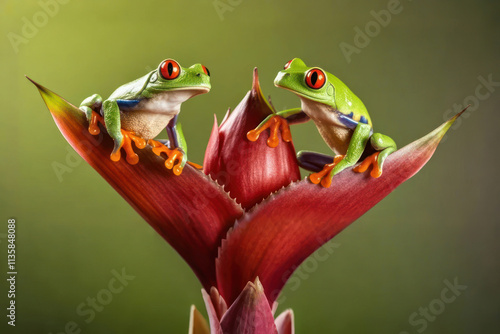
[274,71,290,86]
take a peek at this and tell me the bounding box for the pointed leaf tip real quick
[189,305,210,334]
[252,67,261,95]
[25,75,37,85]
[454,105,471,120]
[210,286,228,320]
[416,108,467,150]
[275,309,294,334]
[28,79,82,120]
[220,280,277,334]
[203,114,221,174]
[202,289,224,334]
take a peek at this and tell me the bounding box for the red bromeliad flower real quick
[30,69,463,334]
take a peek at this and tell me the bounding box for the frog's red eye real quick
[160,59,181,80]
[202,65,210,76]
[305,68,326,89]
[284,59,293,70]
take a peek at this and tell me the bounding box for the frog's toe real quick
[247,115,291,148]
[110,136,124,162]
[353,152,382,178]
[147,139,185,175]
[85,109,104,136]
[110,129,146,165]
[308,155,344,188]
[164,148,184,174]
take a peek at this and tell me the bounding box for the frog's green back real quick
[108,71,154,100]
[327,72,372,126]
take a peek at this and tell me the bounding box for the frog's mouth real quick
[153,85,211,97]
[140,87,211,114]
[275,83,331,107]
[171,85,211,93]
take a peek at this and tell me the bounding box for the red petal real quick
[203,114,221,175]
[206,286,228,321]
[275,309,294,334]
[29,78,243,290]
[220,278,278,334]
[216,113,465,304]
[201,289,224,334]
[203,69,301,210]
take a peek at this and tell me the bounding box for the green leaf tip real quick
[419,106,469,149]
[27,76,80,119]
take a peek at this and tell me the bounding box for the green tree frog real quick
[247,58,396,188]
[79,59,211,175]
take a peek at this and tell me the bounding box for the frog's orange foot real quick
[309,155,345,188]
[148,139,185,175]
[353,152,382,178]
[110,129,146,165]
[88,110,104,135]
[247,115,292,148]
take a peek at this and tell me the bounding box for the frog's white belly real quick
[301,99,353,155]
[118,90,198,140]
[121,110,174,140]
[313,121,352,155]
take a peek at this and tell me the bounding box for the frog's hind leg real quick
[298,151,345,187]
[154,139,170,146]
[297,151,336,173]
[354,133,397,177]
[79,94,103,135]
[148,117,190,175]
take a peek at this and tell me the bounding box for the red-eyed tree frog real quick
[247,58,396,188]
[79,59,210,175]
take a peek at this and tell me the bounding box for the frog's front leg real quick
[101,100,146,165]
[79,94,103,135]
[148,116,189,175]
[309,123,372,188]
[353,133,397,177]
[247,108,305,147]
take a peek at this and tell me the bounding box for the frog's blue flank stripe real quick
[116,99,141,110]
[338,112,359,130]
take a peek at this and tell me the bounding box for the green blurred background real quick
[1,0,499,333]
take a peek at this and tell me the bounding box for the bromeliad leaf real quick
[216,112,465,305]
[29,77,243,291]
